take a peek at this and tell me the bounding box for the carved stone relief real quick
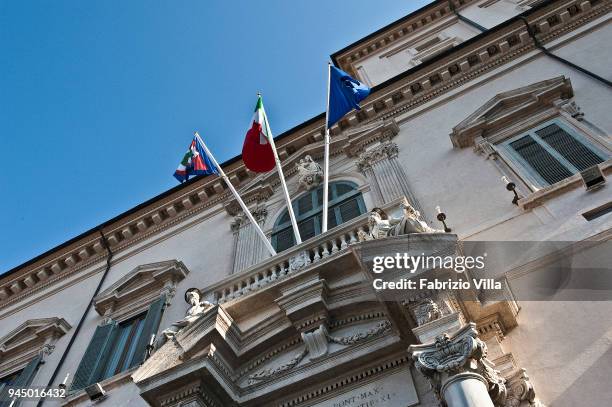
[295,155,323,191]
[248,320,392,384]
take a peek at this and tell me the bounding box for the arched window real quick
[272,181,366,252]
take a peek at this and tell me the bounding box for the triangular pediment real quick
[93,260,189,317]
[0,317,71,362]
[450,76,573,147]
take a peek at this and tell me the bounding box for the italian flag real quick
[242,96,276,173]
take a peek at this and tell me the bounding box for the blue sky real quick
[0,0,428,272]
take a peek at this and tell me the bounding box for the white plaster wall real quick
[356,18,481,86]
[392,27,612,241]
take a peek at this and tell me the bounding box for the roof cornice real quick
[1,0,607,309]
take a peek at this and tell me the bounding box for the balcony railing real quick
[202,197,408,304]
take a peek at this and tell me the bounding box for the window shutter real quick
[274,227,295,252]
[298,218,317,240]
[326,209,338,229]
[338,198,361,222]
[71,322,117,392]
[297,194,313,214]
[129,295,166,368]
[0,355,42,407]
[12,354,42,388]
[510,135,572,184]
[536,124,605,171]
[0,383,6,407]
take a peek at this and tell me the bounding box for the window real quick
[99,314,147,380]
[272,181,366,252]
[502,120,607,187]
[71,295,165,392]
[0,355,42,406]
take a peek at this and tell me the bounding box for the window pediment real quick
[0,317,71,375]
[93,260,189,320]
[451,76,573,147]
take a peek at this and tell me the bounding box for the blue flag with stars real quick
[327,66,370,128]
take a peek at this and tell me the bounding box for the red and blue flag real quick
[173,135,218,183]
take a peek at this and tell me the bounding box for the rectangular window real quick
[503,120,607,187]
[99,313,146,380]
[71,296,165,392]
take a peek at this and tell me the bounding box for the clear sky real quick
[0,0,429,273]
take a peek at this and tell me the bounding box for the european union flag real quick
[327,66,370,128]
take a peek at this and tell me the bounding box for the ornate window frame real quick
[93,260,189,323]
[450,76,611,206]
[0,317,71,379]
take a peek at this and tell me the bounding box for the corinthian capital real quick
[356,142,399,172]
[409,323,506,405]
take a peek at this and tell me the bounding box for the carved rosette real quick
[409,323,507,405]
[356,142,399,173]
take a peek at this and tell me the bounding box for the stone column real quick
[231,205,268,274]
[409,323,506,407]
[357,141,425,216]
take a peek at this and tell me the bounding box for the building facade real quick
[1,0,611,406]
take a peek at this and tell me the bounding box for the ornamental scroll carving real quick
[410,323,507,405]
[248,320,391,383]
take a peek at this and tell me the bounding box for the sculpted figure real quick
[296,155,323,190]
[161,288,214,339]
[359,203,439,241]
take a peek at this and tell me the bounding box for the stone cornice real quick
[1,0,605,311]
[331,0,479,76]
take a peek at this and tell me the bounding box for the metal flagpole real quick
[195,132,277,256]
[259,94,302,245]
[321,62,332,233]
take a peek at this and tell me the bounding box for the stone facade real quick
[1,0,611,406]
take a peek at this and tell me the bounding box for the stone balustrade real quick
[203,198,407,305]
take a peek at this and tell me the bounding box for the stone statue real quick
[161,288,214,339]
[359,203,439,241]
[295,155,323,190]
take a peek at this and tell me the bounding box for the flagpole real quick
[322,62,332,233]
[259,94,302,245]
[195,132,277,256]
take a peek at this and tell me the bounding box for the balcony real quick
[202,197,411,305]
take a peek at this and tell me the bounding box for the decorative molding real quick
[504,368,545,407]
[248,347,308,383]
[0,317,71,375]
[412,298,443,326]
[409,323,507,404]
[2,0,605,310]
[450,76,574,148]
[356,142,399,172]
[93,260,189,320]
[277,356,409,407]
[326,320,392,345]
[295,155,323,191]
